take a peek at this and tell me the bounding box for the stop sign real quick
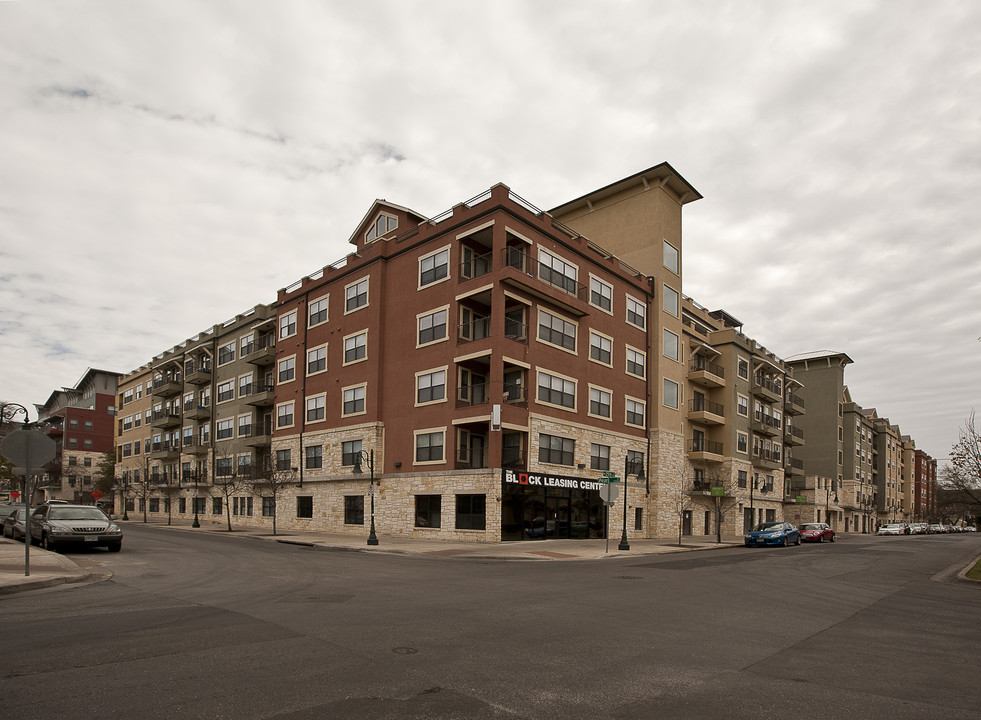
[10,490,19,500]
[1,429,57,470]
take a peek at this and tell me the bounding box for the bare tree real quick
[944,411,981,507]
[211,447,243,532]
[675,466,696,546]
[248,455,296,536]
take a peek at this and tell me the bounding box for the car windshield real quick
[883,524,902,529]
[48,507,108,521]
[752,523,781,532]
[800,524,822,531]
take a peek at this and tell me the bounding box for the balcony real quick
[687,479,728,496]
[150,441,180,461]
[784,425,805,446]
[181,438,210,456]
[687,438,724,463]
[688,358,725,388]
[751,412,781,437]
[503,317,529,345]
[688,397,725,426]
[459,250,492,281]
[151,376,182,398]
[184,404,211,421]
[246,384,275,407]
[751,375,782,404]
[457,381,489,408]
[753,448,782,471]
[243,423,273,447]
[500,247,590,316]
[785,456,805,477]
[785,393,805,415]
[151,410,181,429]
[458,316,491,345]
[185,365,212,385]
[244,341,276,366]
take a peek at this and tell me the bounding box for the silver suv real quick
[30,503,123,552]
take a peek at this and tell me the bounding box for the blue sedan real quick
[745,522,801,547]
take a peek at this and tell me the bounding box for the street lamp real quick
[619,455,645,551]
[192,471,200,528]
[352,448,379,546]
[121,474,130,521]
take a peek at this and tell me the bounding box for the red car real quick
[799,522,836,543]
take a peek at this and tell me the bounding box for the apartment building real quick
[913,448,938,521]
[676,298,806,537]
[115,305,276,521]
[270,178,675,542]
[35,368,120,503]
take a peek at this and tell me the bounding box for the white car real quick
[877,523,905,536]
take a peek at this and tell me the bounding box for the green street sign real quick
[710,486,725,497]
[796,495,807,503]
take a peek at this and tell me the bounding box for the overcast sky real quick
[1,0,978,462]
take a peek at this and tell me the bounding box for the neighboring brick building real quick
[35,368,120,503]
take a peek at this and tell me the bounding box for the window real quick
[663,240,679,274]
[278,356,296,383]
[416,369,446,404]
[216,458,233,477]
[737,358,749,380]
[590,443,611,471]
[663,285,680,317]
[663,378,680,409]
[237,454,252,477]
[538,310,577,351]
[539,434,574,466]
[307,345,327,375]
[589,276,613,312]
[279,310,297,339]
[415,430,445,463]
[305,445,323,469]
[415,495,441,528]
[737,394,749,417]
[306,395,325,422]
[240,335,254,357]
[419,246,450,287]
[738,470,748,488]
[344,331,367,364]
[737,431,749,454]
[366,213,397,243]
[212,497,223,515]
[589,332,612,365]
[589,387,612,419]
[626,346,646,378]
[342,440,363,467]
[625,397,645,427]
[663,329,680,361]
[418,309,448,345]
[344,496,364,525]
[262,497,275,517]
[345,277,369,312]
[342,385,366,416]
[537,371,576,409]
[626,295,646,328]
[539,248,579,295]
[455,494,485,530]
[217,381,234,403]
[277,402,294,429]
[276,449,292,471]
[308,295,329,326]
[627,450,644,476]
[238,374,254,398]
[217,419,233,439]
[296,496,313,519]
[218,342,235,365]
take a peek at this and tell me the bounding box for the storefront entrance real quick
[500,470,607,541]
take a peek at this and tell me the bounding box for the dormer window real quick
[366,213,398,243]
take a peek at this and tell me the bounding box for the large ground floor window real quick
[501,477,606,541]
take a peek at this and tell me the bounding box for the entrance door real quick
[546,496,571,538]
[682,510,693,536]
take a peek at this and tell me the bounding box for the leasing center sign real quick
[502,469,605,492]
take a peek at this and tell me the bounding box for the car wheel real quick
[782,535,789,547]
[818,535,824,542]
[795,534,801,546]
[830,534,836,542]
[41,534,57,552]
[107,543,121,553]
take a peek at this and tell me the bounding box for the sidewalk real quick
[0,518,744,596]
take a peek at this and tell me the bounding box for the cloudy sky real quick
[1,0,978,461]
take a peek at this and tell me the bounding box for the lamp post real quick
[352,449,379,546]
[121,474,130,521]
[619,455,645,551]
[192,472,200,528]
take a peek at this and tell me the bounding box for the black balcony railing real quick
[690,397,725,417]
[690,358,725,378]
[688,438,723,455]
[459,251,492,280]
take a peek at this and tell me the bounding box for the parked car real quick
[29,503,122,552]
[745,522,800,547]
[2,507,28,541]
[910,523,928,535]
[877,523,905,536]
[927,524,944,534]
[799,523,836,543]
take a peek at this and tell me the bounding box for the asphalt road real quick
[2,525,980,719]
